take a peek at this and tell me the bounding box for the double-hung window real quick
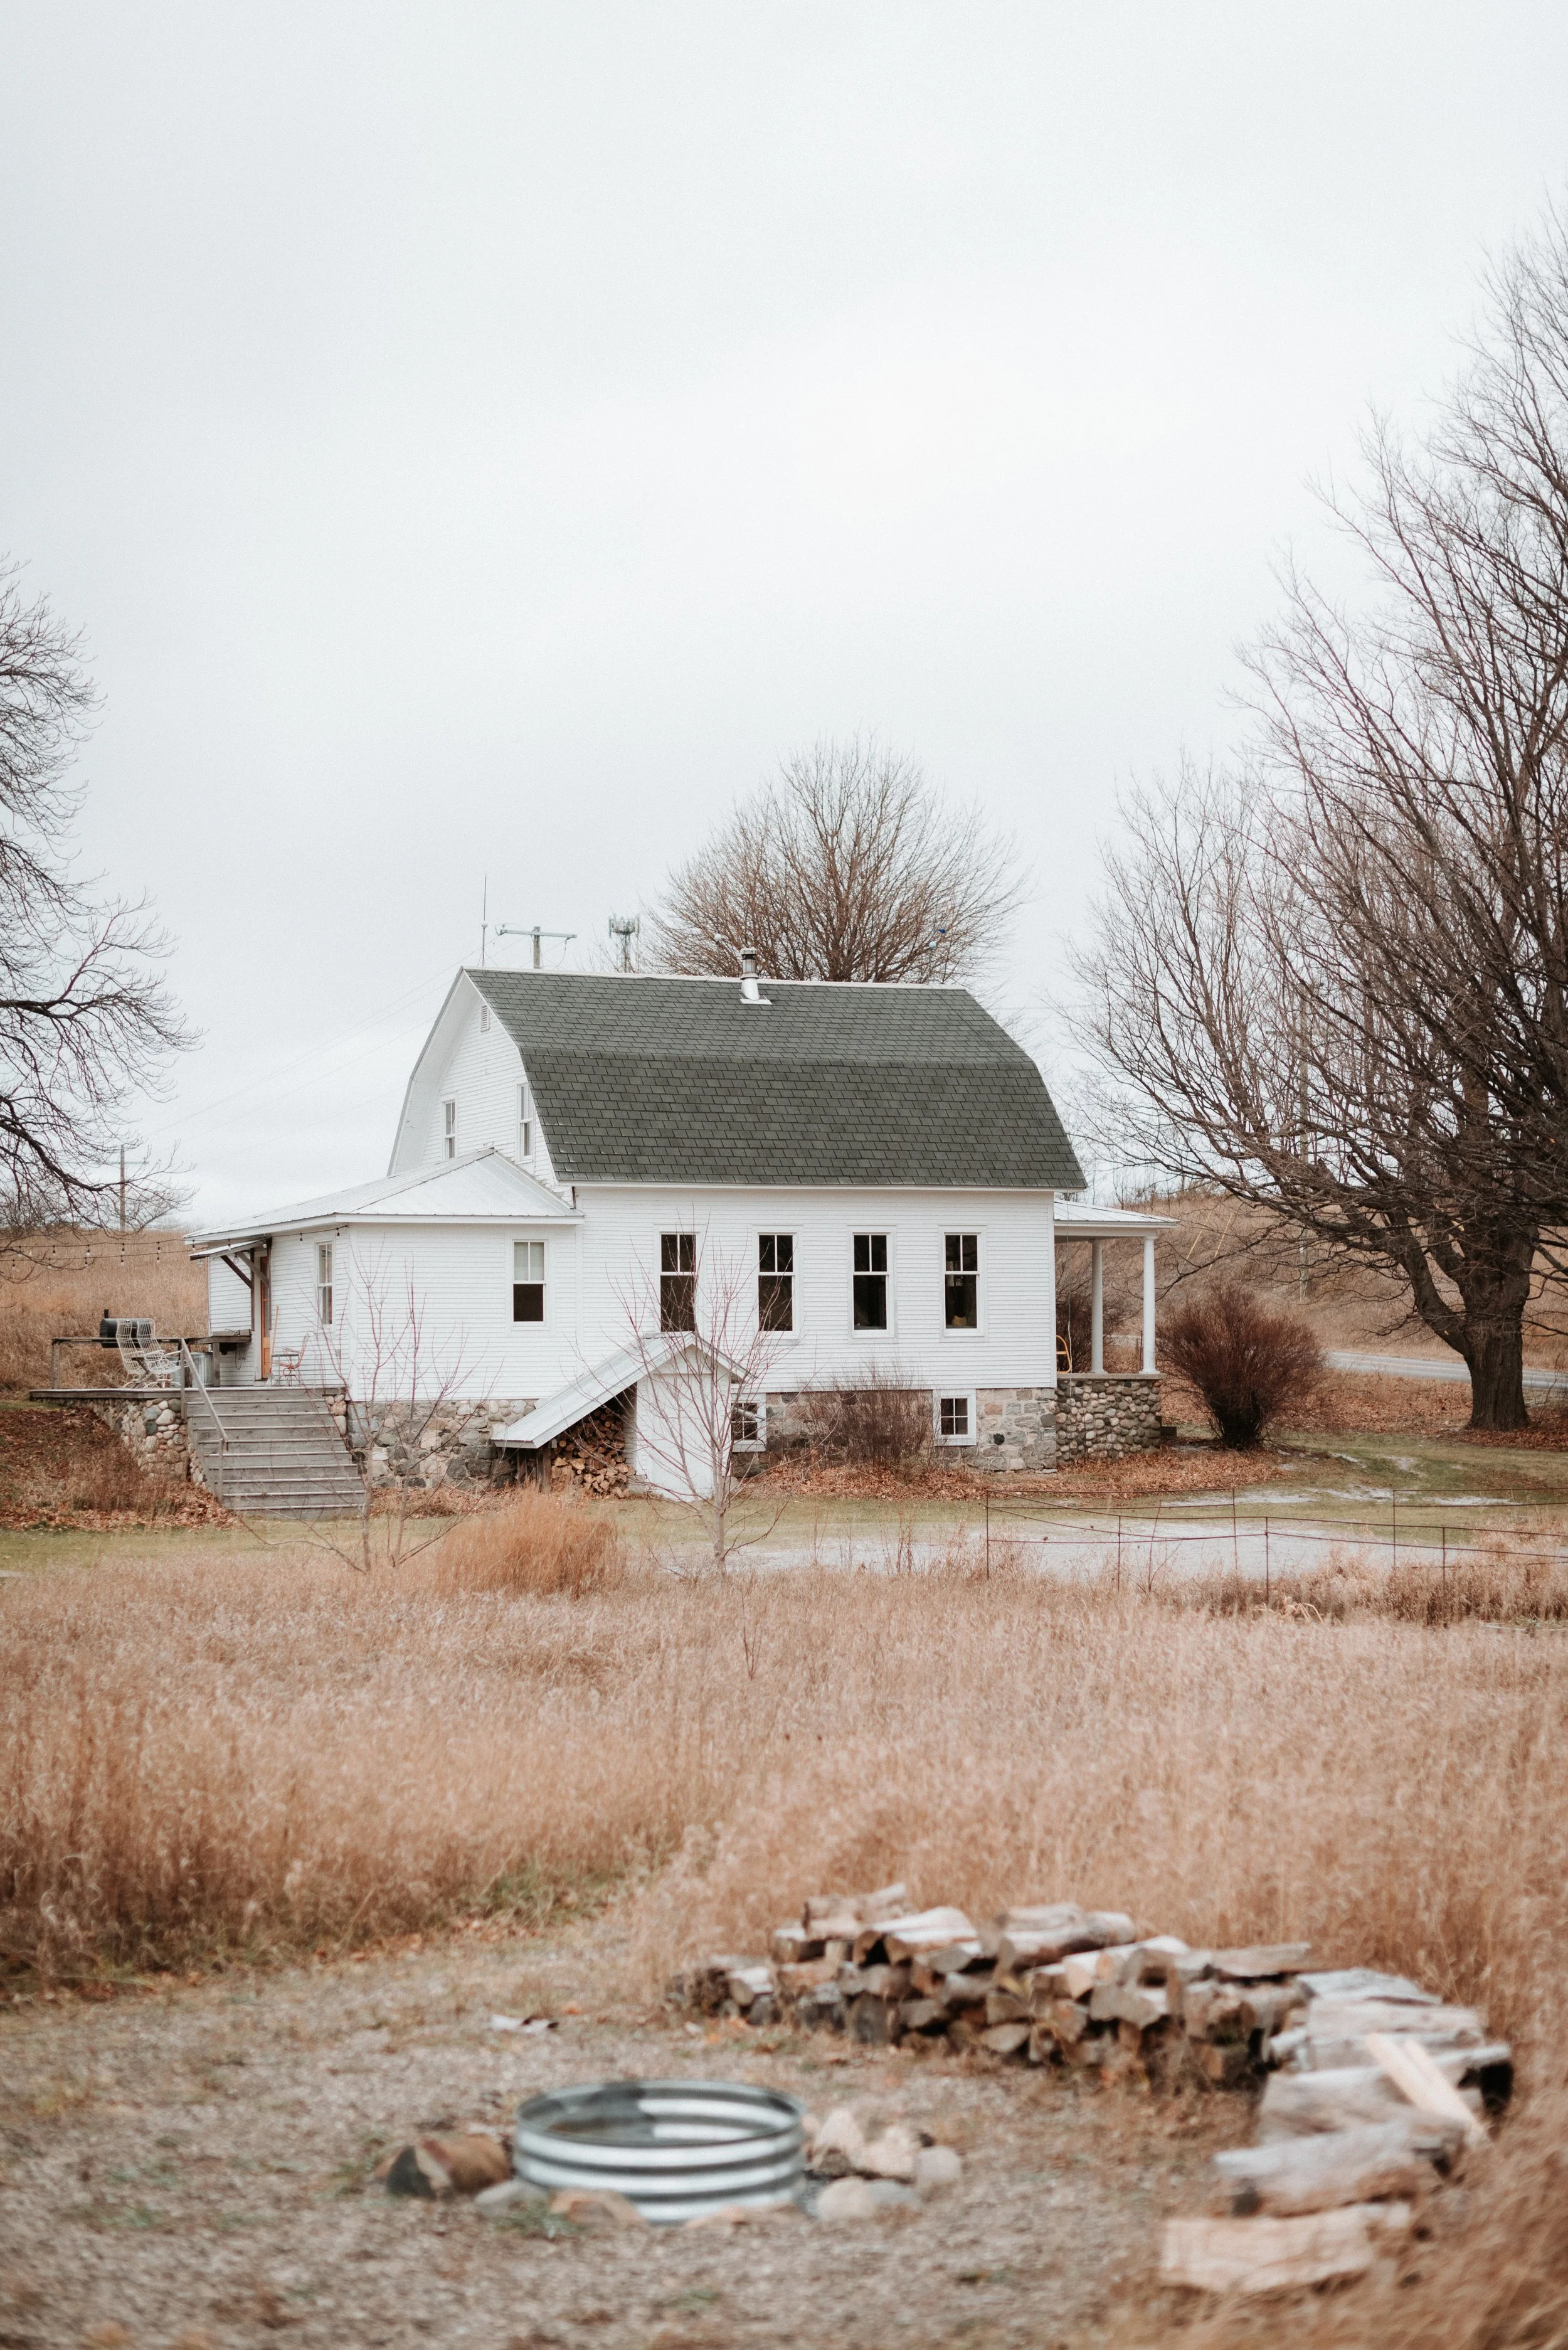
[852,1233,888,1330]
[513,1240,545,1322]
[758,1233,793,1331]
[945,1233,979,1329]
[517,1083,533,1161]
[442,1099,457,1160]
[316,1243,333,1326]
[660,1233,696,1331]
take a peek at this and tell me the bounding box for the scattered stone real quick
[913,2144,963,2193]
[859,2123,921,2182]
[385,2132,511,2198]
[476,2177,548,2216]
[547,2188,650,2231]
[808,2105,866,2176]
[814,2176,876,2223]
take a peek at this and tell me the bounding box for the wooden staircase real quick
[186,1386,366,1521]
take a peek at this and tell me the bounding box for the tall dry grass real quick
[7,1507,1568,2342]
[0,1235,206,1391]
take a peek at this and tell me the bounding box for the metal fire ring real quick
[513,2078,807,2225]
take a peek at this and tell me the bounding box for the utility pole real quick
[494,925,576,969]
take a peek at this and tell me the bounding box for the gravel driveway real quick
[1,1931,1233,2350]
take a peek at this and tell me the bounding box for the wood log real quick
[771,1925,826,1965]
[776,1957,839,1998]
[1209,1942,1313,1980]
[1239,1986,1308,2037]
[1182,1981,1250,2043]
[1160,2202,1412,2295]
[1307,2000,1480,2046]
[1059,1943,1140,1997]
[985,1989,1031,2026]
[1298,1968,1438,2005]
[897,1997,951,2036]
[1089,1981,1168,2030]
[978,1903,1088,1958]
[848,1992,899,2044]
[857,1906,975,1965]
[916,1940,988,1977]
[1367,2033,1488,2145]
[1257,2050,1507,2140]
[980,2021,1032,2057]
[1040,1997,1091,2047]
[854,1962,911,2001]
[1210,2117,1464,2216]
[939,1969,993,2010]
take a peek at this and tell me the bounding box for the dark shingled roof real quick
[467,969,1085,1191]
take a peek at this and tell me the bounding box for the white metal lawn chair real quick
[115,1318,185,1387]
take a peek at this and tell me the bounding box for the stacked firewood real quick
[672,1886,1513,2290]
[549,1403,632,1496]
[672,1885,1511,2098]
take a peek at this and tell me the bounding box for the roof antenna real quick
[608,914,640,971]
[494,924,577,969]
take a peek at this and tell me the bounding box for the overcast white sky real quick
[4,3,1567,1223]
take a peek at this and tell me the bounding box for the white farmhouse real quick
[186,967,1166,1507]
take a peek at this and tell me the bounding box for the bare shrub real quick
[417,1491,621,1599]
[795,1366,933,1468]
[1160,1278,1322,1446]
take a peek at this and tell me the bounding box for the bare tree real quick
[0,563,189,1233]
[616,1232,787,1573]
[644,736,1024,983]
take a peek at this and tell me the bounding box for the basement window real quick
[513,1240,545,1322]
[852,1233,887,1331]
[316,1243,333,1326]
[758,1233,793,1331]
[945,1233,980,1329]
[731,1397,766,1451]
[660,1232,696,1331]
[936,1393,973,1444]
[442,1098,457,1160]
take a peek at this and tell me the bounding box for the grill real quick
[512,2078,807,2225]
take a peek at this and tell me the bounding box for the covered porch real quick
[1053,1198,1172,1374]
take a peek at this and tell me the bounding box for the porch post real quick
[1142,1235,1156,1374]
[1090,1240,1104,1374]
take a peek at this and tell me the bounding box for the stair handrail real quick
[177,1339,228,1455]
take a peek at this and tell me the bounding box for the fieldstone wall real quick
[88,1395,196,1483]
[970,1386,1057,1472]
[347,1398,538,1490]
[1055,1372,1162,1462]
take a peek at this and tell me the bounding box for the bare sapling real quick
[312,1238,488,1570]
[616,1231,788,1573]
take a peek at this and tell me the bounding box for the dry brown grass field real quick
[0,1231,206,1393]
[4,1496,1568,2345]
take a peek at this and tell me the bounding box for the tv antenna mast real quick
[608,915,640,971]
[494,924,576,969]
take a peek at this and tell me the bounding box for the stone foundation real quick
[1056,1373,1162,1462]
[969,1386,1057,1472]
[347,1398,538,1489]
[88,1395,196,1483]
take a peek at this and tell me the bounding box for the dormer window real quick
[442,1099,457,1159]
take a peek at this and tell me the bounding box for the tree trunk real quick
[1456,1240,1534,1431]
[1465,1320,1528,1431]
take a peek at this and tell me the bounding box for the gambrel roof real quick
[465,969,1085,1191]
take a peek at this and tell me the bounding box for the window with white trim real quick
[316,1243,333,1326]
[660,1232,696,1331]
[852,1232,887,1330]
[513,1240,545,1322]
[936,1392,973,1444]
[517,1083,533,1161]
[758,1233,793,1331]
[731,1397,766,1451]
[945,1233,979,1329]
[480,1002,490,1033]
[442,1098,457,1159]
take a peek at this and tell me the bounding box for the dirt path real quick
[0,1933,1234,2350]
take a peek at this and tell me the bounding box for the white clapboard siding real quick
[252,1187,1057,1403]
[389,976,563,1190]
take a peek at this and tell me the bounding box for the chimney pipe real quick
[738,945,770,1007]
